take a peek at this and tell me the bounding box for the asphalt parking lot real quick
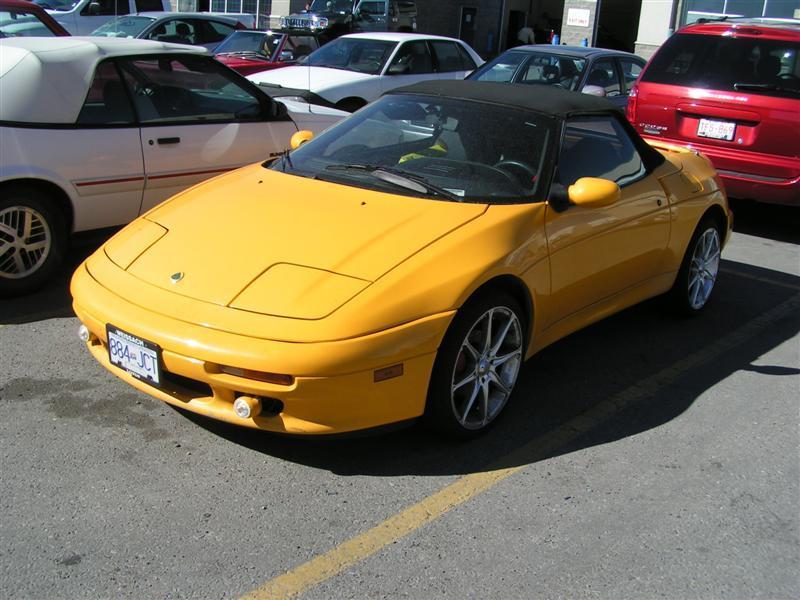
[1,199,798,599]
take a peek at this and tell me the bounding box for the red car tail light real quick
[626,83,639,124]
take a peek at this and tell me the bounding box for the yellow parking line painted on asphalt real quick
[241,290,800,600]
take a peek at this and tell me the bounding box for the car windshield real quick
[641,33,800,98]
[92,16,155,37]
[270,93,556,204]
[308,0,353,12]
[304,37,396,74]
[468,51,587,92]
[0,10,58,37]
[32,0,77,11]
[215,30,284,58]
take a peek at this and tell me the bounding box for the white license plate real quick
[697,119,736,141]
[107,325,161,385]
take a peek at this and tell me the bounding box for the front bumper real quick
[72,263,452,435]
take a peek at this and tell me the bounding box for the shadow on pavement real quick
[182,258,800,477]
[729,198,800,244]
[0,228,118,325]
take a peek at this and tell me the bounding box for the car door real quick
[76,0,130,35]
[116,55,296,215]
[582,57,626,110]
[70,60,145,231]
[543,114,670,328]
[380,39,436,93]
[430,40,478,80]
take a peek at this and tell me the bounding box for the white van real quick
[46,0,169,35]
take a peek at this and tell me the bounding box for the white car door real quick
[69,60,145,232]
[117,55,297,214]
[379,39,437,95]
[429,40,481,80]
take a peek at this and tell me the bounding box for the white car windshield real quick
[33,0,77,11]
[304,37,397,75]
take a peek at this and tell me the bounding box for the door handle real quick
[156,137,181,145]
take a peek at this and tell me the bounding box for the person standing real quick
[516,18,535,46]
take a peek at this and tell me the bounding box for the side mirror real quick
[278,50,293,61]
[387,62,410,75]
[582,84,606,97]
[88,1,100,14]
[568,177,620,208]
[290,130,314,150]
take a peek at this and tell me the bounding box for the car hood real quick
[247,65,372,91]
[117,164,486,319]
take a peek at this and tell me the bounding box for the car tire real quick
[667,216,722,316]
[424,291,527,438]
[0,184,68,298]
[335,97,367,113]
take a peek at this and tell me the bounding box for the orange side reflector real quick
[220,365,294,386]
[374,363,403,383]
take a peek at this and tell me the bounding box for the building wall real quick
[559,0,597,45]
[417,1,505,58]
[634,0,673,59]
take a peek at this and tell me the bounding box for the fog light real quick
[78,325,90,343]
[233,396,261,419]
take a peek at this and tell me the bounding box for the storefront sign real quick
[566,8,591,27]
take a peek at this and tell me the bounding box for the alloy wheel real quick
[0,205,52,280]
[687,227,720,310]
[450,306,523,430]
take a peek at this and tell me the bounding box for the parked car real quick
[468,45,647,111]
[36,0,169,35]
[280,0,353,38]
[627,18,799,206]
[0,37,347,295]
[0,0,69,36]
[214,29,323,76]
[248,32,483,112]
[91,12,248,51]
[71,80,732,439]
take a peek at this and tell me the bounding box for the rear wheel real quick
[424,292,526,438]
[667,216,722,315]
[0,185,68,297]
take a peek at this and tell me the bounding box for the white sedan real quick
[0,37,346,296]
[247,32,484,112]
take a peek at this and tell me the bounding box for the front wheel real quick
[424,292,527,438]
[667,216,722,315]
[0,185,68,297]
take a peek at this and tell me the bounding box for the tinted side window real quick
[431,41,471,72]
[135,0,163,10]
[77,61,135,125]
[619,58,643,93]
[118,56,265,124]
[642,33,800,97]
[585,58,621,96]
[455,43,477,70]
[388,40,433,74]
[81,0,129,16]
[199,19,235,45]
[558,116,646,187]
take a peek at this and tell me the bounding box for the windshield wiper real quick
[733,82,800,95]
[325,164,462,201]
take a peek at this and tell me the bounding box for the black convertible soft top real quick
[388,79,617,117]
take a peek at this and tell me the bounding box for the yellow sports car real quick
[71,80,732,438]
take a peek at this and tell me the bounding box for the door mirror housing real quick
[387,62,410,75]
[582,84,606,97]
[568,177,620,208]
[88,1,100,14]
[290,130,314,150]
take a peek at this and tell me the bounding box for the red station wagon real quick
[627,19,799,206]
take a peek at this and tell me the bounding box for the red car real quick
[214,29,322,76]
[627,18,799,206]
[0,0,69,37]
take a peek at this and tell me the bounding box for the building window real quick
[681,0,800,25]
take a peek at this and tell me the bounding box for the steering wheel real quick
[493,159,538,186]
